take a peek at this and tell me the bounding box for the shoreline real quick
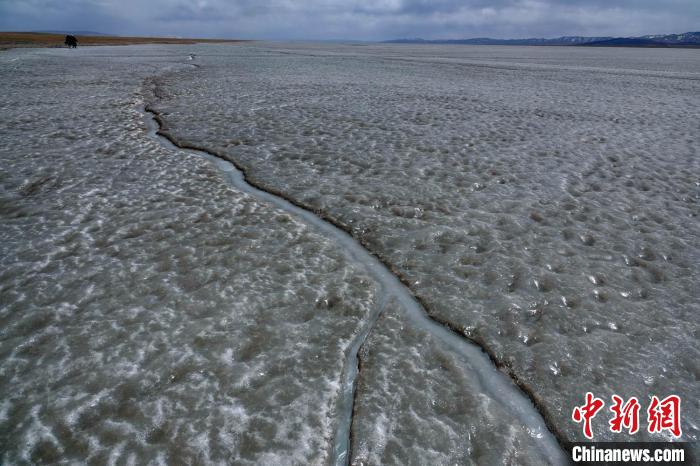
[0,31,248,51]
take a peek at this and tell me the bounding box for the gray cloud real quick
[0,0,698,40]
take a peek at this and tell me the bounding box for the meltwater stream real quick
[141,101,568,465]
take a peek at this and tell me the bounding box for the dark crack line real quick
[143,71,571,463]
[144,96,390,465]
[333,294,389,466]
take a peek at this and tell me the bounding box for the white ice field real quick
[0,43,698,464]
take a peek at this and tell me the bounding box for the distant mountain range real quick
[385,32,700,48]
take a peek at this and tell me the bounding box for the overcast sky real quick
[1,0,698,40]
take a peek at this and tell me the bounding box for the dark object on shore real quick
[0,32,246,50]
[64,35,78,48]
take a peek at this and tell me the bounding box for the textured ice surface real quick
[145,95,565,464]
[0,47,381,464]
[148,123,566,465]
[152,43,700,444]
[1,45,565,465]
[351,298,551,465]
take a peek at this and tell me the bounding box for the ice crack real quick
[142,74,569,465]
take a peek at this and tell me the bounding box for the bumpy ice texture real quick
[0,46,380,464]
[153,43,700,444]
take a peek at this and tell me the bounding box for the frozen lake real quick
[1,43,698,464]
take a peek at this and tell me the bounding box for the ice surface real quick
[0,47,380,464]
[1,44,567,465]
[151,43,700,444]
[352,298,551,465]
[145,91,564,464]
[2,42,698,463]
